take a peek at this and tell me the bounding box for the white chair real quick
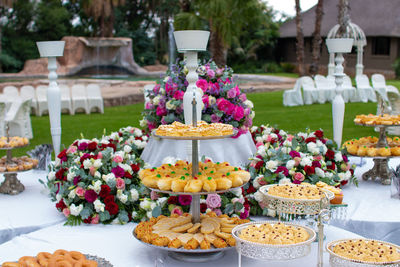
[5,98,33,138]
[20,85,37,114]
[71,84,89,114]
[0,102,5,136]
[342,75,357,102]
[371,74,391,102]
[143,84,155,105]
[3,86,19,99]
[36,85,48,116]
[283,79,304,106]
[300,76,318,105]
[59,84,73,114]
[355,75,377,103]
[86,84,104,113]
[314,75,335,103]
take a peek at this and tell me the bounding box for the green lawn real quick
[3,89,381,157]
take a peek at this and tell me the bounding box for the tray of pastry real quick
[0,156,38,173]
[259,184,334,215]
[0,137,29,150]
[133,212,250,253]
[354,114,400,127]
[232,221,316,261]
[139,160,250,194]
[327,238,400,266]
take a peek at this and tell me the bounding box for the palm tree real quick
[79,0,126,37]
[309,0,324,75]
[294,0,305,76]
[174,0,262,66]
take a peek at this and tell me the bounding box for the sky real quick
[265,0,318,19]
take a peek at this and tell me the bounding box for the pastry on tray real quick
[0,156,38,172]
[343,136,400,157]
[330,239,400,263]
[139,160,250,192]
[135,212,250,249]
[238,222,310,245]
[155,121,234,137]
[354,114,400,126]
[0,136,29,148]
[266,184,325,200]
[315,181,343,204]
[1,249,98,267]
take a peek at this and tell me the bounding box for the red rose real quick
[104,195,115,204]
[314,130,324,138]
[119,132,123,137]
[73,140,79,146]
[105,201,119,215]
[340,180,348,186]
[254,161,264,170]
[124,172,133,179]
[305,137,317,143]
[326,149,335,160]
[88,142,98,151]
[83,216,92,224]
[55,168,66,181]
[131,164,140,172]
[244,203,250,210]
[167,196,178,205]
[84,189,98,203]
[327,162,336,170]
[108,143,117,152]
[304,165,315,175]
[57,149,67,159]
[349,168,354,175]
[246,184,257,194]
[312,161,321,168]
[200,203,207,213]
[55,199,66,211]
[99,185,111,198]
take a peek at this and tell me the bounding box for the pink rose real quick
[66,146,77,154]
[156,106,167,116]
[148,122,156,131]
[227,88,237,99]
[202,95,209,109]
[239,93,247,102]
[113,155,123,163]
[233,106,244,121]
[153,84,160,94]
[213,209,222,216]
[145,102,154,110]
[287,135,294,142]
[206,194,221,209]
[116,178,125,190]
[216,98,234,115]
[240,209,249,219]
[76,187,85,197]
[224,78,232,84]
[216,68,224,76]
[91,214,99,224]
[294,157,301,166]
[267,135,273,142]
[207,69,215,78]
[313,155,323,161]
[196,79,208,92]
[255,141,263,148]
[97,152,103,159]
[171,206,183,216]
[211,114,220,123]
[294,172,305,182]
[173,90,184,100]
[165,83,174,94]
[89,166,96,176]
[150,190,160,200]
[62,208,70,217]
[244,108,251,116]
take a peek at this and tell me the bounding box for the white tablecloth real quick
[0,170,65,244]
[141,132,256,167]
[0,222,362,267]
[330,157,400,245]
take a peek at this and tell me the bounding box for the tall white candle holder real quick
[36,41,65,158]
[326,38,353,149]
[173,30,210,125]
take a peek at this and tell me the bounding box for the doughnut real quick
[48,255,70,267]
[1,262,22,267]
[53,249,69,257]
[74,259,98,267]
[65,251,85,263]
[37,252,52,266]
[18,256,40,267]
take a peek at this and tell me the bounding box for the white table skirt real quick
[141,132,256,167]
[0,170,65,244]
[0,222,362,267]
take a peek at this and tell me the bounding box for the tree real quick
[337,0,350,37]
[294,0,305,76]
[174,0,263,67]
[309,0,324,75]
[0,0,13,72]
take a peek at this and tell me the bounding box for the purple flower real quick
[112,166,125,178]
[211,114,221,123]
[78,142,88,151]
[73,176,81,186]
[289,151,301,158]
[227,88,237,99]
[240,208,249,219]
[207,69,215,78]
[178,195,192,206]
[239,93,247,102]
[206,194,221,209]
[85,189,97,203]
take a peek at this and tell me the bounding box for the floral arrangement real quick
[43,127,150,225]
[141,60,254,137]
[244,125,356,216]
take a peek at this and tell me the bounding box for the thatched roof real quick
[279,0,400,38]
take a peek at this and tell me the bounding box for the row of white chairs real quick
[283,74,397,106]
[1,84,104,116]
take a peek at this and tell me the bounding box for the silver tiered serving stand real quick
[258,185,334,267]
[0,123,29,195]
[134,94,246,262]
[354,120,400,185]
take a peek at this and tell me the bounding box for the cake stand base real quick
[168,251,224,262]
[0,173,25,195]
[362,158,391,185]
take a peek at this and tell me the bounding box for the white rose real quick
[83,159,92,169]
[163,76,170,83]
[253,178,260,189]
[118,193,128,204]
[153,95,161,105]
[279,178,292,184]
[244,99,254,108]
[146,211,153,219]
[266,160,278,171]
[134,128,142,137]
[48,171,56,181]
[286,160,295,170]
[335,152,343,162]
[267,209,277,217]
[300,157,312,167]
[94,199,105,213]
[69,204,83,216]
[251,126,258,132]
[140,199,151,210]
[93,159,102,168]
[110,132,119,140]
[119,163,131,172]
[250,111,255,119]
[130,189,139,202]
[282,140,292,147]
[131,211,138,219]
[74,157,81,165]
[56,194,62,201]
[254,190,264,202]
[255,136,263,143]
[307,142,319,155]
[257,146,267,157]
[133,140,146,149]
[325,172,333,179]
[200,199,207,204]
[206,208,212,214]
[66,171,75,182]
[55,157,61,167]
[298,132,308,139]
[93,180,102,193]
[270,133,278,140]
[139,119,147,127]
[315,167,325,177]
[338,172,346,181]
[166,100,176,110]
[150,202,157,210]
[345,170,352,180]
[230,187,242,197]
[68,190,76,199]
[94,171,101,178]
[281,147,291,154]
[157,197,168,206]
[289,169,295,176]
[102,173,116,183]
[142,135,148,141]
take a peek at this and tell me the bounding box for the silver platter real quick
[0,143,29,150]
[132,227,233,254]
[354,122,400,127]
[148,182,247,196]
[327,238,400,267]
[232,220,316,261]
[84,254,114,267]
[153,132,235,140]
[0,168,33,174]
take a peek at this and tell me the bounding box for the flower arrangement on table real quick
[141,60,254,137]
[244,125,356,216]
[43,127,150,225]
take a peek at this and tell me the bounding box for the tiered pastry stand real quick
[354,122,399,185]
[134,96,247,262]
[0,125,29,195]
[259,185,334,267]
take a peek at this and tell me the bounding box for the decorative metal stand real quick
[259,185,334,267]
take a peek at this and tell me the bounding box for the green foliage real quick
[280,62,296,73]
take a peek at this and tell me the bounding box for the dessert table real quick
[0,222,363,266]
[141,132,256,167]
[0,170,65,244]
